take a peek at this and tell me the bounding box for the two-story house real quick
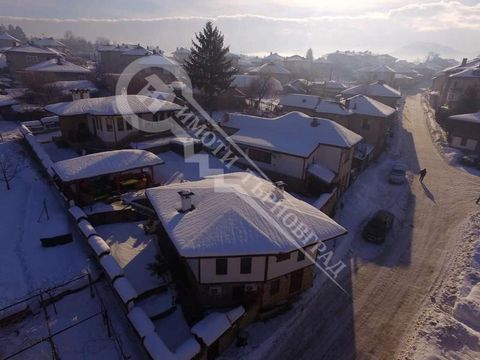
[145,172,347,309]
[444,111,480,153]
[341,80,401,108]
[445,65,480,110]
[5,44,60,73]
[24,57,91,83]
[220,111,362,198]
[45,94,181,150]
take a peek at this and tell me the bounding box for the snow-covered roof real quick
[100,254,124,280]
[97,44,138,52]
[145,172,347,257]
[341,81,401,98]
[448,111,480,125]
[345,95,396,118]
[324,80,347,90]
[315,99,352,115]
[225,306,245,323]
[191,312,232,346]
[136,54,177,66]
[223,112,362,157]
[77,219,98,238]
[0,94,18,107]
[128,307,156,338]
[45,80,98,93]
[6,44,58,55]
[143,333,176,360]
[32,37,66,48]
[0,33,19,42]
[264,52,284,62]
[88,235,111,257]
[449,66,480,78]
[45,95,181,116]
[279,94,319,110]
[361,64,396,73]
[25,58,90,73]
[122,46,152,56]
[113,277,138,304]
[249,62,290,75]
[68,206,87,222]
[52,149,164,182]
[308,163,336,184]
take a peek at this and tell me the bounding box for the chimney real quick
[223,112,230,123]
[56,56,62,65]
[273,181,286,201]
[461,58,467,66]
[178,190,195,212]
[71,89,90,100]
[311,118,319,127]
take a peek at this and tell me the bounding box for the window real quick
[297,250,305,262]
[126,118,133,130]
[215,258,228,275]
[116,118,124,131]
[240,257,252,274]
[362,119,370,130]
[270,279,280,295]
[26,55,38,65]
[248,148,272,164]
[276,253,290,262]
[98,118,103,131]
[106,118,113,132]
[460,137,468,146]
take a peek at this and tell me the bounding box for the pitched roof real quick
[279,94,352,116]
[135,54,177,66]
[448,111,480,125]
[0,33,20,42]
[45,95,181,116]
[145,172,347,257]
[0,94,18,108]
[249,62,290,75]
[345,95,396,117]
[6,44,59,55]
[223,111,362,157]
[52,149,164,182]
[449,66,480,78]
[32,37,66,48]
[341,81,401,98]
[25,58,90,73]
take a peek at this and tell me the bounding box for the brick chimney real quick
[461,58,467,66]
[71,89,90,101]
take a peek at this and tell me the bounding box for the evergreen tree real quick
[185,21,237,112]
[306,48,314,61]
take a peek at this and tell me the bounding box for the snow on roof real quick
[6,44,58,54]
[128,307,156,338]
[122,46,153,56]
[0,33,19,42]
[308,163,336,184]
[449,66,480,78]
[100,254,124,280]
[68,206,87,222]
[25,58,90,73]
[362,64,396,73]
[88,235,111,257]
[0,94,18,107]
[315,99,352,115]
[32,37,66,48]
[78,219,98,238]
[279,94,319,110]
[264,52,284,61]
[175,337,201,360]
[191,312,231,346]
[143,333,176,360]
[11,103,44,113]
[136,54,177,66]
[324,80,347,90]
[45,80,98,93]
[225,306,245,323]
[52,149,164,182]
[249,62,290,75]
[341,81,401,98]
[223,112,362,157]
[46,95,181,116]
[448,111,480,125]
[145,172,347,257]
[113,277,138,304]
[97,44,138,52]
[346,95,396,117]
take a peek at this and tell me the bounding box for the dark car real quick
[362,210,394,244]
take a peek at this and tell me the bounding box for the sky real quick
[0,0,479,59]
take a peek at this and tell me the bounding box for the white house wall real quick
[199,256,266,283]
[266,244,319,280]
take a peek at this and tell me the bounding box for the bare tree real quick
[245,76,281,109]
[0,152,21,190]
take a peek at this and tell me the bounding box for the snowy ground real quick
[422,94,480,177]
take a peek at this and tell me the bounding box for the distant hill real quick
[392,42,461,61]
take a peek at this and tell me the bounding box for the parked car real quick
[389,162,407,184]
[362,210,394,244]
[458,154,480,168]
